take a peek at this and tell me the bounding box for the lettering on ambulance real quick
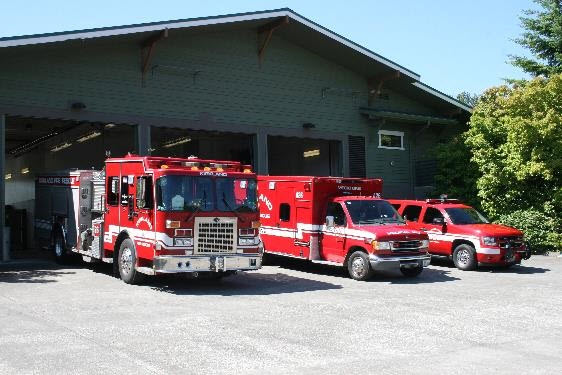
[258,193,273,219]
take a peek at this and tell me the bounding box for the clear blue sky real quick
[0,0,536,97]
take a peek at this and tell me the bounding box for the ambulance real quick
[257,176,431,280]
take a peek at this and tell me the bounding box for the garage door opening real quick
[268,136,342,176]
[4,116,135,253]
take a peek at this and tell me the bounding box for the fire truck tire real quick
[52,230,70,264]
[453,244,477,271]
[118,238,145,284]
[347,251,374,281]
[400,265,423,277]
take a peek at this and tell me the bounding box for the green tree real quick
[456,91,480,107]
[465,74,562,251]
[509,0,562,77]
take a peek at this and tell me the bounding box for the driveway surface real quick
[1,255,561,374]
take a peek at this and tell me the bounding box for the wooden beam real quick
[257,16,289,64]
[140,29,168,83]
[367,70,401,105]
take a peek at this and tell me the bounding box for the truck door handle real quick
[420,228,428,231]
[336,237,344,242]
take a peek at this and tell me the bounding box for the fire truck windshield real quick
[445,207,489,225]
[345,200,404,225]
[155,175,257,213]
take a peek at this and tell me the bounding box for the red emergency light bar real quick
[142,156,250,173]
[426,198,462,204]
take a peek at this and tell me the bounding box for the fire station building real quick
[0,8,471,258]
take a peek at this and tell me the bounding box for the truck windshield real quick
[156,175,257,213]
[156,175,214,212]
[345,200,403,225]
[216,178,258,213]
[445,207,489,225]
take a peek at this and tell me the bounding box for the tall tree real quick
[456,92,479,107]
[509,0,562,77]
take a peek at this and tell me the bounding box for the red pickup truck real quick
[389,199,530,270]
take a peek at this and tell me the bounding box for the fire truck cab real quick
[35,155,262,284]
[257,176,431,280]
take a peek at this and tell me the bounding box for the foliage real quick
[509,0,562,77]
[498,209,562,253]
[433,135,480,209]
[456,92,480,107]
[465,74,562,252]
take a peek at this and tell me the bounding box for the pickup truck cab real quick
[389,199,529,270]
[258,176,431,280]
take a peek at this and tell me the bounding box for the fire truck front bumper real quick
[151,254,262,274]
[369,254,431,271]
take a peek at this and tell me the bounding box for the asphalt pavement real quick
[1,255,561,374]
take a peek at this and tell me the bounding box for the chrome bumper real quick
[369,254,431,271]
[152,254,262,274]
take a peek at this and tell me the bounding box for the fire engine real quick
[257,176,431,280]
[389,198,531,270]
[35,154,262,284]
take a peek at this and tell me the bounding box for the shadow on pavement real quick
[478,264,550,274]
[147,272,342,296]
[0,260,76,283]
[266,255,460,284]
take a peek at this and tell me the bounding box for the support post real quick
[135,123,151,156]
[367,70,401,106]
[140,29,168,84]
[255,130,269,175]
[0,114,7,262]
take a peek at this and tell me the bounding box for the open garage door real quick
[268,135,342,176]
[150,127,254,165]
[4,116,135,253]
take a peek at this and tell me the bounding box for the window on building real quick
[279,203,291,222]
[378,130,404,150]
[326,203,346,226]
[107,177,120,206]
[402,205,422,222]
[423,207,444,224]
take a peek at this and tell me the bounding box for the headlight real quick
[482,236,497,246]
[372,240,391,250]
[239,237,259,246]
[421,239,430,248]
[174,237,193,247]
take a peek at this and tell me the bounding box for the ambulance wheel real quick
[118,238,144,284]
[347,251,373,281]
[400,265,423,277]
[453,244,477,271]
[52,230,69,264]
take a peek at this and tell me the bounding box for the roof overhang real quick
[359,107,460,126]
[0,8,420,81]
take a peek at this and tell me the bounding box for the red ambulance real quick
[257,176,431,280]
[389,198,530,270]
[35,155,262,284]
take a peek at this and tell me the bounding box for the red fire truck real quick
[257,176,431,280]
[389,198,530,270]
[35,155,262,284]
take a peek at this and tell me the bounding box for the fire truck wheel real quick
[52,231,69,264]
[400,265,423,277]
[118,238,145,284]
[453,244,477,271]
[347,251,374,281]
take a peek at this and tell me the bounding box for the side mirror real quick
[325,216,335,228]
[433,217,445,225]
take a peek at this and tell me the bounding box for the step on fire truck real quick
[257,176,431,280]
[35,155,262,284]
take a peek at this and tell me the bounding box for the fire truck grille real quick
[194,217,237,254]
[391,240,423,252]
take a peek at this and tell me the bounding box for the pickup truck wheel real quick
[347,251,373,281]
[453,244,477,271]
[400,265,423,277]
[118,238,144,285]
